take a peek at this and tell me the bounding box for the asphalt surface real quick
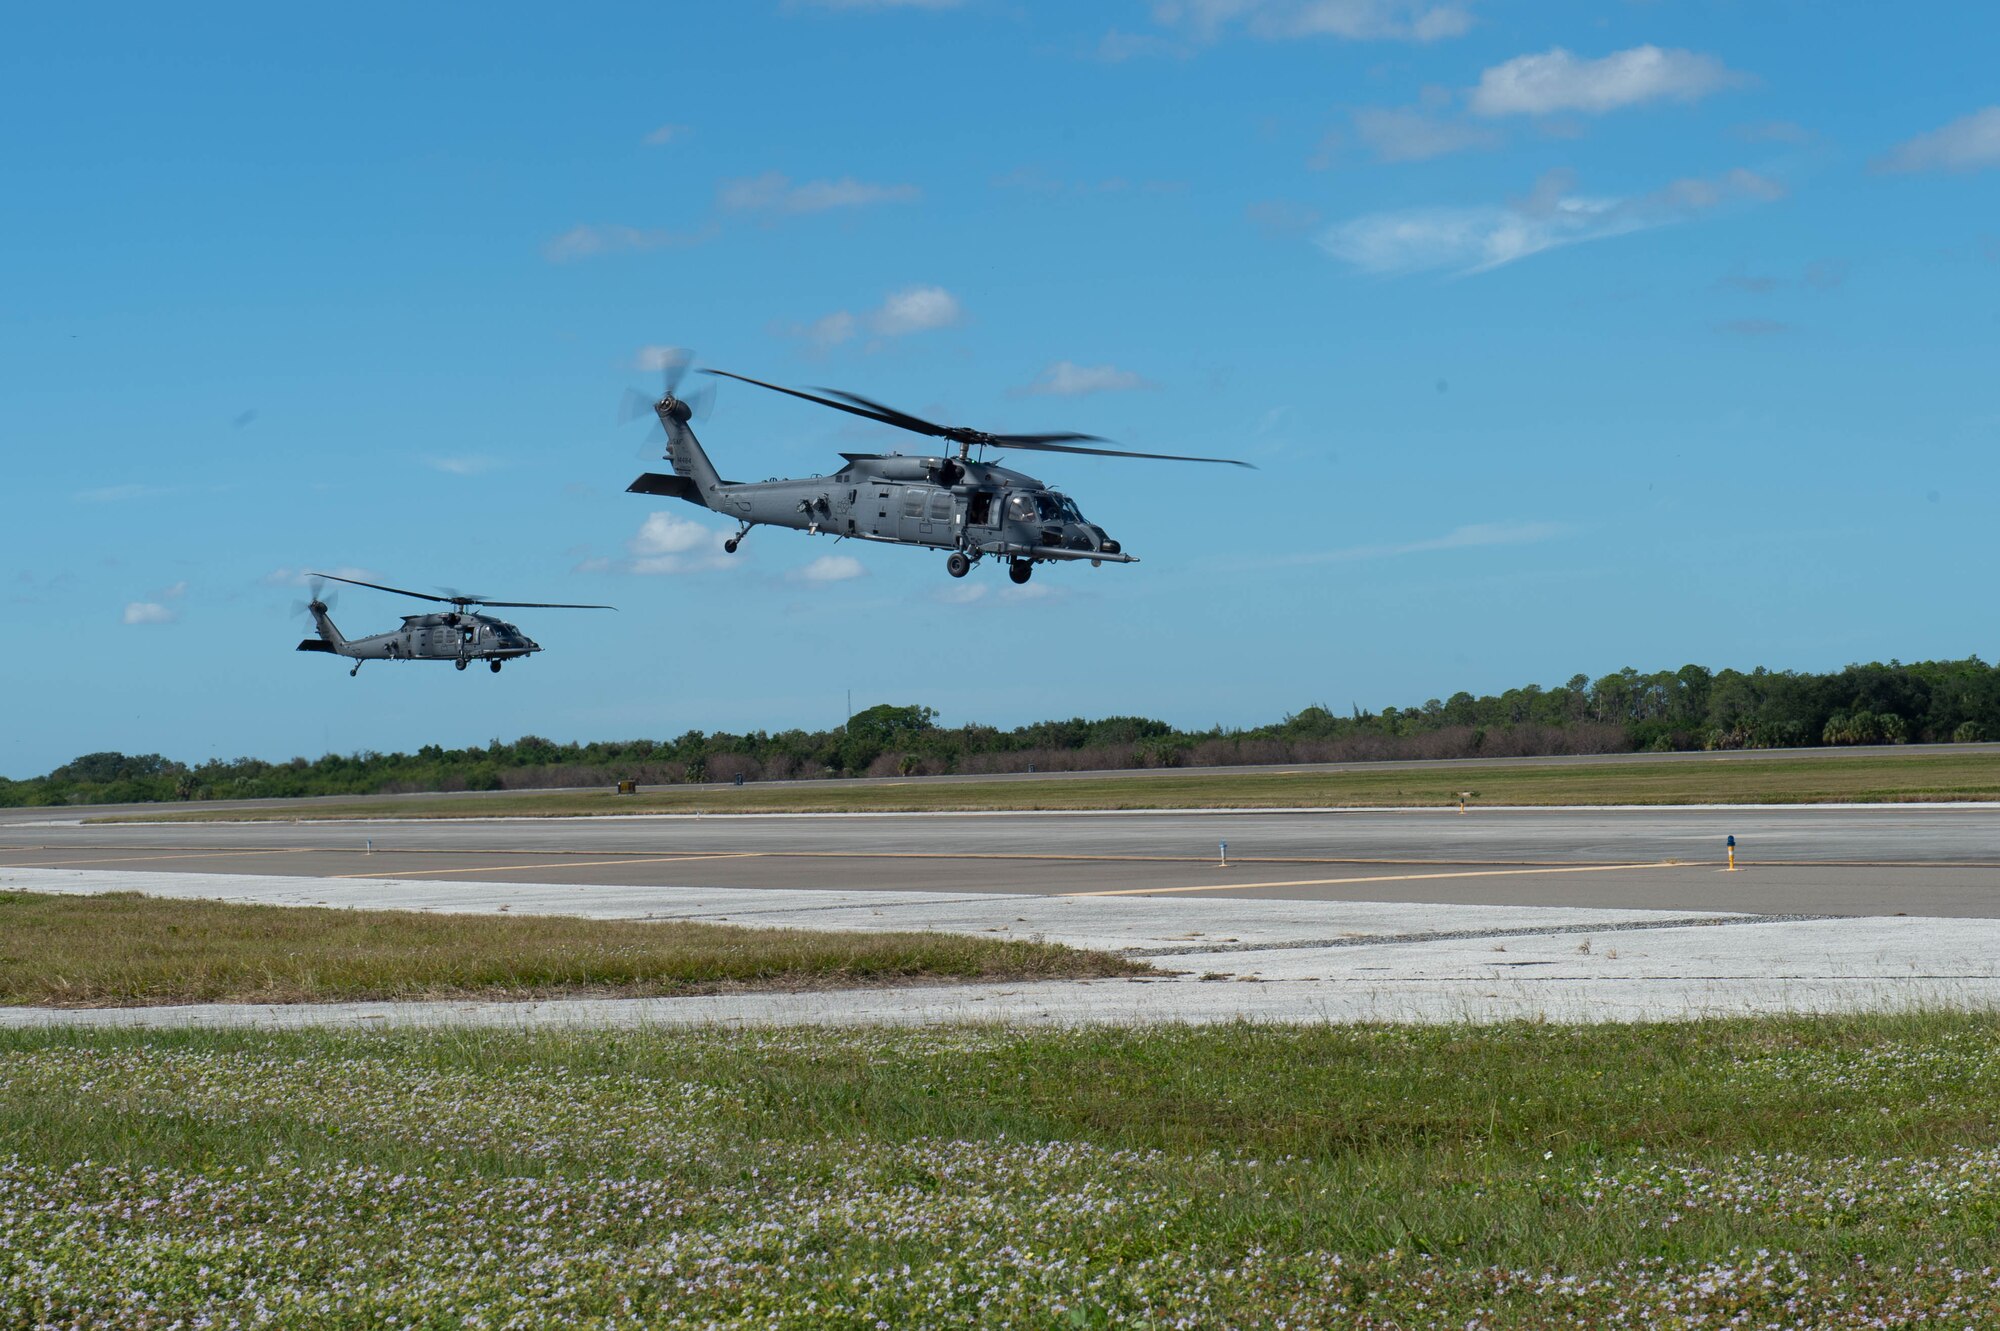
[4,805,1999,916]
[8,739,1998,824]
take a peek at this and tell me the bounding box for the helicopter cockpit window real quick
[1006,494,1038,523]
[1055,495,1087,524]
[1033,494,1065,522]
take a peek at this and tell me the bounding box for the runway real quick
[5,802,1999,1028]
[4,804,2000,916]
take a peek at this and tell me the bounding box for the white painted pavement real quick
[5,866,2000,1028]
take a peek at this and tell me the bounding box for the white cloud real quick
[804,311,858,348]
[1318,167,1784,276]
[426,455,503,476]
[642,123,690,146]
[625,512,734,575]
[1349,106,1501,161]
[1280,521,1564,566]
[122,601,176,625]
[787,286,963,350]
[543,223,713,263]
[160,581,188,600]
[633,345,692,373]
[792,555,867,583]
[262,566,377,589]
[1149,0,1473,43]
[870,285,961,335]
[1469,45,1747,118]
[1878,107,2000,174]
[1014,361,1153,397]
[718,172,920,215]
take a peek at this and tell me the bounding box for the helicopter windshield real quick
[1032,493,1066,522]
[1054,494,1087,524]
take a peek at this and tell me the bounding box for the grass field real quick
[5,1013,2000,1325]
[96,746,2000,821]
[0,890,1147,1007]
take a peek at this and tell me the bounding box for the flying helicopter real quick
[621,353,1251,583]
[293,573,613,676]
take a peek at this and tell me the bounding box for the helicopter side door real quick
[964,489,1001,551]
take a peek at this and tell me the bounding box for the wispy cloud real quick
[1276,520,1564,566]
[1469,45,1748,118]
[1147,0,1474,44]
[121,601,176,625]
[426,455,505,476]
[1717,318,1790,336]
[791,0,965,8]
[1012,361,1153,397]
[262,566,378,590]
[1347,106,1501,162]
[642,123,690,146]
[718,172,920,215]
[1877,107,2000,174]
[74,483,176,503]
[791,555,867,583]
[543,223,714,263]
[1318,167,1784,276]
[1246,199,1323,235]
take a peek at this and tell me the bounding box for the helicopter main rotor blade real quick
[701,369,938,436]
[469,600,617,610]
[310,572,450,604]
[990,437,1255,467]
[811,387,957,439]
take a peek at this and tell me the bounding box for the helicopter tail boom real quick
[657,403,724,505]
[306,603,349,654]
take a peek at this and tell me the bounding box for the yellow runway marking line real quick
[331,852,765,880]
[1066,860,1692,898]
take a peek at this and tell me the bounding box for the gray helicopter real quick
[622,354,1250,583]
[294,574,613,676]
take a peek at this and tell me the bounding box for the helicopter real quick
[293,573,613,676]
[621,353,1251,583]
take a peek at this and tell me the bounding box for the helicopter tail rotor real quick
[619,346,714,457]
[290,576,339,618]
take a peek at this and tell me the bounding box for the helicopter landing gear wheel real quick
[489,660,502,673]
[455,658,468,671]
[946,552,971,578]
[723,538,738,554]
[1008,559,1033,585]
[350,662,361,677]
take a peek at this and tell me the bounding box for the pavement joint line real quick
[1069,861,1693,898]
[0,849,317,868]
[329,853,765,880]
[74,800,2000,828]
[634,895,1032,921]
[1123,913,1834,957]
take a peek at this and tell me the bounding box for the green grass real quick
[0,890,1148,1007]
[6,1014,2000,1325]
[97,745,2000,821]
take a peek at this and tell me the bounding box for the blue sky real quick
[4,1,1998,778]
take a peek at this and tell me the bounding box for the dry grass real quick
[98,746,2000,822]
[0,890,1150,1007]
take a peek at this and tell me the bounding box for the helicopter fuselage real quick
[298,606,541,675]
[632,453,1133,569]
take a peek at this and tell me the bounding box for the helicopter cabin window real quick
[928,492,953,520]
[901,488,926,516]
[967,491,994,525]
[1006,494,1039,523]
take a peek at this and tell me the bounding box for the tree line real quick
[5,656,1995,807]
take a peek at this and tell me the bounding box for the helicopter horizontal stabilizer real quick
[626,472,705,503]
[296,638,337,654]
